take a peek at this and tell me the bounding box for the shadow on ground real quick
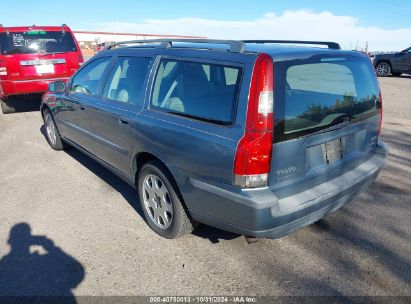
[3,94,42,113]
[0,223,84,303]
[193,225,240,244]
[40,124,147,221]
[65,147,146,220]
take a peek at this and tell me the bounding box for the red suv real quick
[0,25,83,113]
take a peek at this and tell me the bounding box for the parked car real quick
[96,42,111,53]
[40,39,387,239]
[0,24,83,114]
[373,47,411,77]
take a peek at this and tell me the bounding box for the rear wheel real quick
[138,161,195,239]
[44,109,66,150]
[1,98,16,114]
[375,62,391,77]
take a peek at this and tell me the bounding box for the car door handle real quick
[119,119,129,125]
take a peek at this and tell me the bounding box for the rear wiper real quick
[307,114,353,137]
[308,120,350,137]
[166,111,230,125]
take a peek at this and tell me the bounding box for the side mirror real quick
[48,81,66,93]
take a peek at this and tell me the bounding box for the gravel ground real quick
[0,76,409,298]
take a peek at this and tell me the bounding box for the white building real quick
[73,30,204,47]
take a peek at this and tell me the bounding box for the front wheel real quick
[375,62,391,77]
[44,109,66,150]
[138,161,195,239]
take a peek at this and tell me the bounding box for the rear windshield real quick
[0,30,77,55]
[274,55,381,142]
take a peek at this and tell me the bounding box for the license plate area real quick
[35,64,55,74]
[322,138,344,164]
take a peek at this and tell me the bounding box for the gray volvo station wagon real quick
[41,39,387,239]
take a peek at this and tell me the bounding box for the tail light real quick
[233,53,274,188]
[0,61,7,79]
[378,90,383,134]
[78,53,84,65]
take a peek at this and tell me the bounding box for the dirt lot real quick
[0,76,410,298]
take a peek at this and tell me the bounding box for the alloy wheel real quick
[376,63,390,77]
[45,114,57,146]
[142,174,174,229]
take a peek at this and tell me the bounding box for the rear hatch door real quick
[270,51,382,197]
[0,29,79,81]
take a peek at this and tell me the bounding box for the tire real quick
[138,160,195,239]
[1,98,16,114]
[375,62,391,77]
[43,109,66,150]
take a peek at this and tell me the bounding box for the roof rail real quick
[242,40,341,50]
[106,39,246,53]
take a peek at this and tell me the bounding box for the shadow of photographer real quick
[0,223,84,303]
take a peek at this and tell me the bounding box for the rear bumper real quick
[187,141,388,239]
[0,77,69,98]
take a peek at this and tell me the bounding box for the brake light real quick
[378,90,383,134]
[0,61,7,79]
[78,53,84,65]
[233,53,274,188]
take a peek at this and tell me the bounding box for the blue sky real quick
[4,0,411,30]
[3,1,411,50]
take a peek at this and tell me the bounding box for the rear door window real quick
[151,59,242,125]
[102,57,152,105]
[70,57,111,95]
[0,31,77,55]
[275,56,381,141]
